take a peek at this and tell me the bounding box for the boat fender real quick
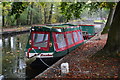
[38,47,41,49]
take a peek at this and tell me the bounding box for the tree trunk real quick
[27,6,31,25]
[38,5,42,24]
[30,2,34,25]
[2,14,5,27]
[44,7,47,24]
[94,1,120,57]
[48,4,53,24]
[16,16,20,26]
[2,3,5,27]
[102,6,115,34]
[104,1,120,55]
[16,19,19,26]
[41,7,44,24]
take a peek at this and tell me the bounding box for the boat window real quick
[66,33,74,45]
[55,34,66,48]
[73,32,79,42]
[33,33,48,47]
[78,31,83,40]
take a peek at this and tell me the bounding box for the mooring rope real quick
[32,48,50,67]
[32,48,63,73]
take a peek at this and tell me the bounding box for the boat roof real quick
[79,24,94,26]
[31,24,81,32]
[61,23,77,26]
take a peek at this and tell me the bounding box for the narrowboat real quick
[79,25,95,39]
[25,24,84,59]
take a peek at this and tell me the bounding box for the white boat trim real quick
[27,52,53,58]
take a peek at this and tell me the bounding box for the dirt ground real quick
[35,34,120,79]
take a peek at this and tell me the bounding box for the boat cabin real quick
[79,25,95,39]
[25,24,84,58]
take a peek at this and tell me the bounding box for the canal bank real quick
[0,26,31,36]
[34,34,119,79]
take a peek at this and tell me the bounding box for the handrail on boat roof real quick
[31,23,79,29]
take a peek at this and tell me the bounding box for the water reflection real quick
[1,33,29,79]
[0,38,2,75]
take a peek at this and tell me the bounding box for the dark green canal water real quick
[1,33,29,79]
